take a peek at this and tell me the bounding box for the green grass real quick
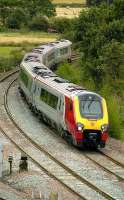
[0,46,22,57]
[0,31,58,46]
[0,31,58,38]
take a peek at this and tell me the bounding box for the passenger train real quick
[19,39,109,149]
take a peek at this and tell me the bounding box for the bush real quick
[100,85,122,139]
[49,17,73,33]
[0,48,25,72]
[56,62,81,84]
[28,15,49,31]
[107,96,122,139]
[6,8,28,29]
[10,49,25,66]
[0,56,13,72]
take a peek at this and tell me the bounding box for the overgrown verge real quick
[0,48,26,72]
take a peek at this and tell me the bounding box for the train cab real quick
[73,92,109,148]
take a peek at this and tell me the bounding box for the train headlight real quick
[77,123,84,131]
[101,124,109,132]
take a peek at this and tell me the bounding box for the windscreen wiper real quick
[88,98,95,110]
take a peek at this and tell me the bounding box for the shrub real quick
[0,48,25,72]
[28,15,49,31]
[6,8,28,29]
[100,85,122,139]
[10,49,25,66]
[49,17,73,33]
[0,56,13,72]
[56,62,81,84]
[107,96,122,139]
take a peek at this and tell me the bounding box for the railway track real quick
[0,71,105,200]
[83,150,124,182]
[3,76,109,200]
[1,73,123,200]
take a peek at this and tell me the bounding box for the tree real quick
[74,1,124,86]
[28,15,49,31]
[6,8,28,29]
[100,40,124,80]
[86,0,113,6]
[0,0,55,27]
[22,0,55,17]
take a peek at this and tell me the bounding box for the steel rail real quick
[83,152,124,182]
[0,68,19,83]
[98,150,124,169]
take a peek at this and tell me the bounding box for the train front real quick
[74,92,109,148]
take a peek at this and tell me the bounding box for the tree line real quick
[0,0,55,30]
[59,0,124,138]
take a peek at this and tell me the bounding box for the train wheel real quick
[18,88,25,98]
[59,127,65,138]
[33,107,37,116]
[100,141,105,148]
[31,105,34,113]
[66,133,73,145]
[61,130,66,138]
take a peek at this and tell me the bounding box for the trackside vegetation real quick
[56,0,124,140]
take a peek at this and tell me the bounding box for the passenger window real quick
[40,89,58,109]
[28,78,32,91]
[47,52,54,62]
[60,48,68,55]
[20,69,28,87]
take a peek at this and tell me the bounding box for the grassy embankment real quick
[0,31,58,72]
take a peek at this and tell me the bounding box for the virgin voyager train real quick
[19,39,109,149]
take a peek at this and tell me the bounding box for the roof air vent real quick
[54,78,69,83]
[33,66,48,74]
[24,55,40,63]
[66,85,86,92]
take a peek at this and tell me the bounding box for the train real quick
[18,39,109,149]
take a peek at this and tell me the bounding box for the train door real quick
[31,78,37,107]
[57,95,66,130]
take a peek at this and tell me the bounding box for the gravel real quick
[6,82,124,200]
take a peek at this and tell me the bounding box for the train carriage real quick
[19,39,109,149]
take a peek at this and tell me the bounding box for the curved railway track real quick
[83,150,124,182]
[3,77,107,200]
[8,78,124,183]
[1,72,86,200]
[2,73,122,200]
[98,149,124,168]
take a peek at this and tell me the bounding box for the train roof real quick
[23,39,72,63]
[36,70,87,97]
[20,39,98,98]
[21,60,87,97]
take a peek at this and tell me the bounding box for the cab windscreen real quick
[79,94,103,119]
